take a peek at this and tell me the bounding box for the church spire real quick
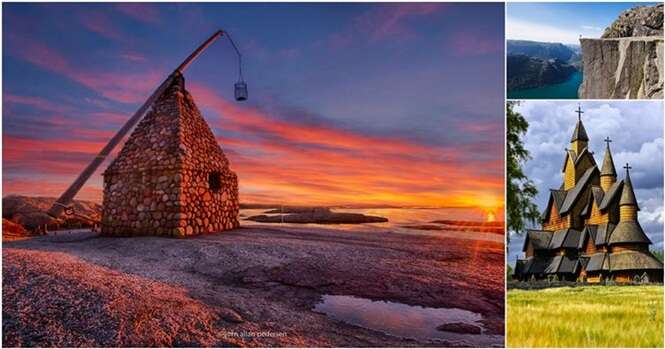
[570,104,589,143]
[619,163,640,223]
[600,137,617,193]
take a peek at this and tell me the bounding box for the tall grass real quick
[507,285,663,347]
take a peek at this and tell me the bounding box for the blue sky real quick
[3,3,505,209]
[508,101,664,265]
[507,2,661,44]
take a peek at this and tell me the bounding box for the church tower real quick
[619,164,639,221]
[570,106,589,155]
[564,105,590,190]
[599,137,617,192]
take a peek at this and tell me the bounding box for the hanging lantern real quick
[235,81,248,101]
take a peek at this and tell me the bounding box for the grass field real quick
[507,285,663,348]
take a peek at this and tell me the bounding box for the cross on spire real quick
[624,163,632,174]
[575,104,584,121]
[604,136,612,145]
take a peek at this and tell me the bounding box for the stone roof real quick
[608,250,664,271]
[609,220,651,245]
[105,73,231,176]
[600,141,617,177]
[560,167,598,215]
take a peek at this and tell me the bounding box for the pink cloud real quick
[449,31,502,56]
[6,34,162,104]
[327,3,443,49]
[114,3,161,24]
[355,3,443,40]
[4,93,68,113]
[119,51,146,62]
[79,11,127,42]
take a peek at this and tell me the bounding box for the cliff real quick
[579,4,663,99]
[579,37,663,99]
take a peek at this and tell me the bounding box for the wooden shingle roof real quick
[608,250,663,271]
[560,167,598,215]
[609,221,651,245]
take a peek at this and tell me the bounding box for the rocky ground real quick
[3,226,504,347]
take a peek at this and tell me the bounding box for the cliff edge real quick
[579,4,663,99]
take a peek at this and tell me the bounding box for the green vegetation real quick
[651,249,664,263]
[508,286,663,347]
[506,101,540,245]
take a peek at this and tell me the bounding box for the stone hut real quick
[101,73,239,237]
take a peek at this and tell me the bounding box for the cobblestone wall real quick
[101,73,239,237]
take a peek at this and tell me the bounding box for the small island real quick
[246,207,388,224]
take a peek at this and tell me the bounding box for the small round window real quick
[208,172,222,192]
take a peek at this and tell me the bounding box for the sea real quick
[240,207,504,243]
[507,70,583,99]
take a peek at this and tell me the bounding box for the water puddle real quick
[313,294,503,346]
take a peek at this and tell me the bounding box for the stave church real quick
[514,106,663,283]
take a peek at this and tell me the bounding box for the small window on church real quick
[208,172,222,192]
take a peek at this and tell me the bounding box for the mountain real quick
[602,3,663,38]
[507,40,577,62]
[507,54,577,91]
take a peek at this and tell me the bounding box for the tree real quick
[506,101,540,245]
[651,249,664,263]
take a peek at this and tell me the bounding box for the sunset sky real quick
[3,3,504,211]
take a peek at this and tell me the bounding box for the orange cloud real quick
[3,85,503,210]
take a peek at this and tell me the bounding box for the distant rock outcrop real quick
[507,54,577,91]
[507,40,577,62]
[602,4,663,38]
[579,4,663,99]
[2,218,31,240]
[247,207,388,224]
[2,195,101,231]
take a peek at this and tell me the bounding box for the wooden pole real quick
[47,30,226,219]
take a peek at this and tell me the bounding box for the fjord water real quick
[508,70,583,99]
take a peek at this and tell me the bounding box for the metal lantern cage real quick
[226,32,248,102]
[235,81,248,101]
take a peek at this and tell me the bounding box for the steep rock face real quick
[602,4,663,38]
[579,37,663,99]
[580,4,663,99]
[507,54,577,91]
